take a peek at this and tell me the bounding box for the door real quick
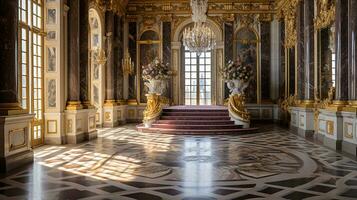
[184,47,212,105]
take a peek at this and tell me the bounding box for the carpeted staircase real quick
[137,106,258,135]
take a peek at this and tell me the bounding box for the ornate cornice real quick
[90,0,128,16]
[277,0,300,48]
[314,0,335,30]
[126,0,277,16]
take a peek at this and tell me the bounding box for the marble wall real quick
[162,22,172,101]
[128,22,137,100]
[261,22,271,101]
[224,22,234,99]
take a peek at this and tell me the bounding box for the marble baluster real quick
[79,0,90,108]
[67,0,82,109]
[303,0,314,102]
[296,1,305,100]
[0,0,20,113]
[349,0,357,105]
[105,11,115,105]
[334,0,349,104]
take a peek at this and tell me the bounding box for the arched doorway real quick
[172,19,223,105]
[89,8,104,126]
[182,38,213,105]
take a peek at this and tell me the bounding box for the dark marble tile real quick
[47,171,76,178]
[0,187,28,197]
[259,186,283,194]
[124,181,170,188]
[212,188,239,195]
[99,185,125,193]
[43,188,97,200]
[339,189,357,198]
[283,191,316,200]
[62,176,106,186]
[0,182,10,188]
[308,185,335,193]
[182,197,216,200]
[124,192,163,200]
[269,177,316,188]
[155,188,182,196]
[231,194,262,200]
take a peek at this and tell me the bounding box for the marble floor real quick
[1,124,357,200]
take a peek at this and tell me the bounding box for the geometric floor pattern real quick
[1,124,357,199]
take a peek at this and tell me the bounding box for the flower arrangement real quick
[221,58,253,82]
[142,58,172,81]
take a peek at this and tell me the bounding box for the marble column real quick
[334,0,349,104]
[105,11,115,104]
[349,0,357,104]
[296,1,305,100]
[67,0,82,109]
[303,0,314,101]
[0,0,21,113]
[79,0,90,107]
[114,14,124,102]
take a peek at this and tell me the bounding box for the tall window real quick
[184,47,212,105]
[18,0,44,147]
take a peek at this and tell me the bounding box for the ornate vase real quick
[226,79,250,95]
[145,79,166,95]
[226,79,251,128]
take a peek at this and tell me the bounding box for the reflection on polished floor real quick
[1,124,357,200]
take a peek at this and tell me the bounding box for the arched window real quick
[18,0,44,146]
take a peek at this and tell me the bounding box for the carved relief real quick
[314,0,335,30]
[8,128,27,151]
[278,0,300,48]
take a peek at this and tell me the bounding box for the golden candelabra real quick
[122,49,134,75]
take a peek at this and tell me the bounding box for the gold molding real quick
[47,120,57,134]
[277,0,300,48]
[8,128,27,151]
[314,0,335,30]
[66,101,83,110]
[327,120,334,135]
[344,122,353,139]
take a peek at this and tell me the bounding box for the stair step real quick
[163,108,228,113]
[151,124,241,130]
[137,125,258,135]
[161,111,229,116]
[156,120,235,125]
[160,116,231,120]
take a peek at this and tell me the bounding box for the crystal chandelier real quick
[183,0,216,56]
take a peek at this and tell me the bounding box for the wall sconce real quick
[122,49,134,75]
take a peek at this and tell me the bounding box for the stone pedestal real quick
[318,109,344,150]
[103,105,127,128]
[0,114,34,172]
[44,113,66,145]
[341,111,357,156]
[65,108,97,144]
[290,107,315,138]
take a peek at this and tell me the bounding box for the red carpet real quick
[137,106,258,135]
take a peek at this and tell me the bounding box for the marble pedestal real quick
[103,105,127,128]
[290,107,315,138]
[318,109,344,151]
[0,114,34,172]
[65,108,97,144]
[340,111,357,156]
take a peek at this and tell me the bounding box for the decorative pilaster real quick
[0,0,34,172]
[128,21,137,102]
[333,0,349,107]
[303,0,314,102]
[80,0,90,107]
[105,11,115,105]
[67,0,82,110]
[296,1,305,101]
[349,0,357,105]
